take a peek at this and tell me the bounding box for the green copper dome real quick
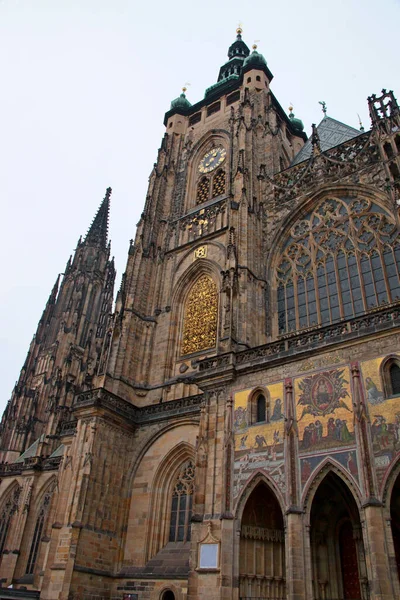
[289,109,304,132]
[170,91,192,111]
[243,47,268,69]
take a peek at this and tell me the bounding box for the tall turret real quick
[0,188,116,462]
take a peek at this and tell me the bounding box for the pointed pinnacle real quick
[84,187,112,248]
[49,274,60,305]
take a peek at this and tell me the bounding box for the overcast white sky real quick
[1,0,399,417]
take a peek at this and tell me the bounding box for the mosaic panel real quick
[300,449,359,491]
[295,367,354,454]
[233,382,285,500]
[361,356,400,486]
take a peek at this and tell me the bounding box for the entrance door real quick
[339,521,361,599]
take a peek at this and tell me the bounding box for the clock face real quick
[198,146,227,174]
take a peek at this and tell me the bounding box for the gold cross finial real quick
[236,22,243,35]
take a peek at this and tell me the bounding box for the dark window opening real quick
[189,112,201,126]
[384,142,394,159]
[227,91,240,106]
[207,102,220,117]
[390,363,400,395]
[256,395,266,422]
[256,75,261,81]
[247,77,251,83]
[162,592,175,600]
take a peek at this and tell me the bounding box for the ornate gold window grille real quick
[181,275,218,355]
[196,177,210,205]
[276,197,400,334]
[212,169,226,198]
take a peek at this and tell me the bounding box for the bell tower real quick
[0,188,116,462]
[101,29,307,406]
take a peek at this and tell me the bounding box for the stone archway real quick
[239,481,285,599]
[390,471,400,582]
[310,471,367,600]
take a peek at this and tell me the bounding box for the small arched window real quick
[249,390,270,424]
[169,461,194,543]
[382,357,400,398]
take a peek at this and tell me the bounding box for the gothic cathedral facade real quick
[1,29,400,600]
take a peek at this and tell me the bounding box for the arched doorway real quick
[310,472,367,599]
[161,591,175,600]
[390,472,400,583]
[239,481,285,599]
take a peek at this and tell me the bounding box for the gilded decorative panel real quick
[181,275,218,355]
[233,382,285,499]
[361,356,400,486]
[295,367,354,454]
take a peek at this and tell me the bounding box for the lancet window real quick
[276,197,400,334]
[26,490,52,575]
[181,275,218,355]
[169,461,194,543]
[0,487,20,557]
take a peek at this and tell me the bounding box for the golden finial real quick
[289,105,294,113]
[236,22,243,35]
[182,87,187,93]
[253,39,260,50]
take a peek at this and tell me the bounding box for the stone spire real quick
[84,187,112,248]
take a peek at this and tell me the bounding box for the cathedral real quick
[1,27,400,600]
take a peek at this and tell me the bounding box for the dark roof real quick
[291,116,363,166]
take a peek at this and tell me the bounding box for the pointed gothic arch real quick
[166,260,221,372]
[266,184,400,338]
[184,130,230,212]
[144,441,196,562]
[234,474,286,600]
[306,467,367,600]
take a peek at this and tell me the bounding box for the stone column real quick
[284,378,307,600]
[351,362,395,599]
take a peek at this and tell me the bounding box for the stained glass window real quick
[276,197,400,334]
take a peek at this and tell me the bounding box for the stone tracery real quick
[276,196,400,334]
